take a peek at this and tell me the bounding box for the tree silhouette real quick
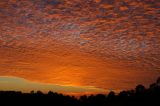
[156,77,160,86]
[135,84,145,93]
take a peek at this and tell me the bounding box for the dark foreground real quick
[0,78,160,106]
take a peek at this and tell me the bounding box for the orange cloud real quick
[0,0,160,93]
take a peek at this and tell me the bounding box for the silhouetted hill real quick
[0,77,160,106]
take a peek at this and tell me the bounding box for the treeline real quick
[0,78,160,106]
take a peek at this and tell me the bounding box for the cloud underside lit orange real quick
[0,0,160,93]
[0,45,159,91]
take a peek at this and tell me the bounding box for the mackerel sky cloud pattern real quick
[0,0,160,91]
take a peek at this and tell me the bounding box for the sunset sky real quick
[0,0,160,94]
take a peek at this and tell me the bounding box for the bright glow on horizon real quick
[0,76,106,94]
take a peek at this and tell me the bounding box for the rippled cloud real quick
[0,0,160,91]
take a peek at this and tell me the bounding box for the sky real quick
[0,0,160,94]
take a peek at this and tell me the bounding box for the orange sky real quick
[0,0,160,94]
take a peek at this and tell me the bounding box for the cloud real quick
[45,0,64,5]
[0,0,160,91]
